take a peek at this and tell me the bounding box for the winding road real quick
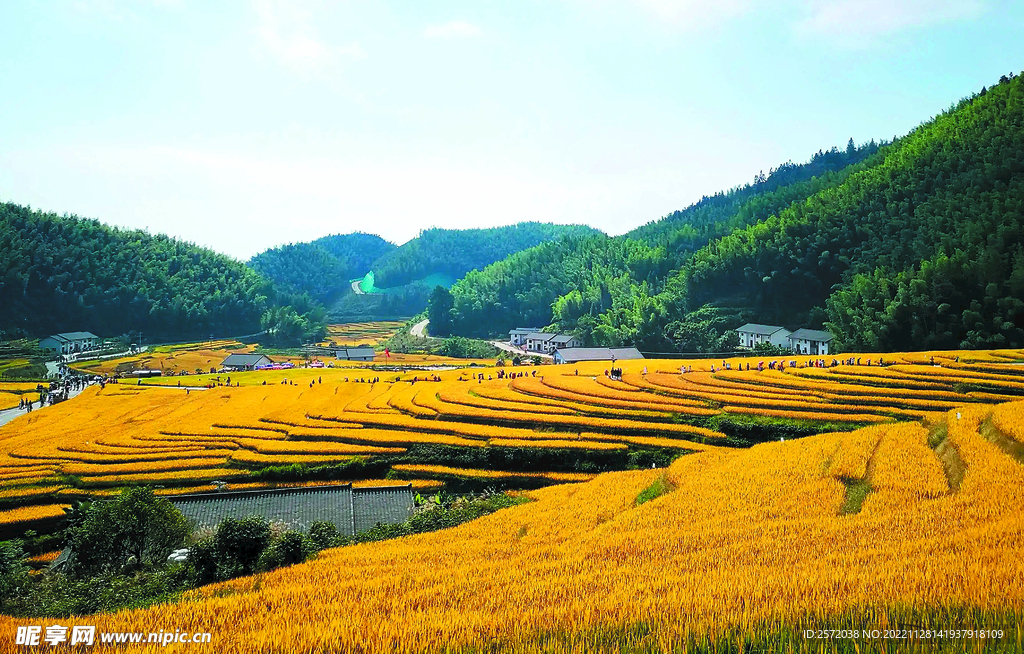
[410,319,429,338]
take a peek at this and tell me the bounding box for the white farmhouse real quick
[788,329,834,356]
[39,332,100,355]
[736,324,791,349]
[508,327,542,347]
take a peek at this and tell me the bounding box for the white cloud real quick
[253,0,366,74]
[629,0,751,27]
[795,0,987,41]
[423,20,483,39]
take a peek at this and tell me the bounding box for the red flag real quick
[385,348,390,359]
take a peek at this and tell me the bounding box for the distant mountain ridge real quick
[250,222,603,320]
[249,233,395,305]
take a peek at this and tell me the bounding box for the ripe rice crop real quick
[0,382,44,393]
[387,383,439,417]
[990,400,1024,444]
[823,425,884,479]
[510,376,712,418]
[0,392,21,410]
[886,365,1024,392]
[392,464,597,483]
[722,405,893,424]
[2,402,1020,653]
[488,438,627,450]
[820,367,953,390]
[474,382,693,419]
[0,466,60,482]
[0,484,65,502]
[344,383,399,413]
[438,387,576,415]
[541,375,709,410]
[0,504,68,528]
[27,550,60,564]
[722,368,968,402]
[229,451,363,467]
[61,457,233,476]
[77,467,249,487]
[862,423,947,508]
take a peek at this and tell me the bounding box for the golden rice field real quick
[0,401,1021,652]
[72,340,303,376]
[3,348,1024,544]
[320,321,407,347]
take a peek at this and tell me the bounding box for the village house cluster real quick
[736,324,834,355]
[508,328,644,364]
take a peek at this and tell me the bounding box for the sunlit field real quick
[3,348,1024,541]
[320,321,407,347]
[70,340,305,376]
[1,395,1022,651]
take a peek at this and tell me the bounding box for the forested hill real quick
[439,72,1024,353]
[439,139,884,340]
[369,223,602,289]
[0,203,275,340]
[249,233,395,304]
[682,72,1024,351]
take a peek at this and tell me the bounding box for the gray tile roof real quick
[509,327,542,334]
[789,328,834,342]
[170,484,413,535]
[221,353,272,368]
[526,333,555,342]
[554,347,644,362]
[736,323,788,336]
[549,334,577,344]
[336,347,376,359]
[353,486,415,533]
[51,332,99,341]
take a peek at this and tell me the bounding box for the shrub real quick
[0,539,29,606]
[308,521,340,551]
[214,516,271,577]
[63,487,189,577]
[258,530,314,572]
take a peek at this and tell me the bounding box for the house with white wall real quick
[788,329,834,355]
[736,324,791,349]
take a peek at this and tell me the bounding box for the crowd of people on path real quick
[13,375,95,413]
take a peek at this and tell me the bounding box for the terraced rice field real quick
[1,402,1021,652]
[73,340,304,376]
[3,349,1024,538]
[321,321,406,347]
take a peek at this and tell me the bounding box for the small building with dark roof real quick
[170,484,414,535]
[39,332,100,355]
[553,347,644,364]
[335,346,376,361]
[788,329,834,356]
[736,324,791,349]
[221,353,273,371]
[508,327,543,347]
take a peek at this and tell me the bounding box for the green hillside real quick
[437,73,1024,353]
[681,73,1024,351]
[0,203,275,340]
[249,233,395,305]
[260,223,603,322]
[369,223,603,289]
[441,141,884,343]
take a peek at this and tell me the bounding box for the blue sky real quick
[1,0,1022,260]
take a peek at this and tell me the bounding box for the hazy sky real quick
[1,1,1022,260]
